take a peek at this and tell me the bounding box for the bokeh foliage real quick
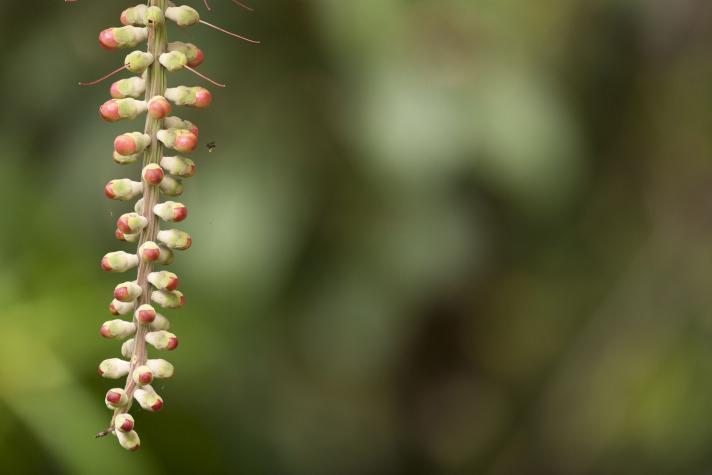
[1,0,711,473]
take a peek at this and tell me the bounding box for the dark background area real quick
[1,0,712,474]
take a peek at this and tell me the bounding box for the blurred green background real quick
[1,0,711,473]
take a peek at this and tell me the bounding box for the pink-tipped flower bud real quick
[99,98,147,122]
[114,132,150,156]
[151,290,184,309]
[159,176,184,196]
[135,386,164,412]
[110,77,146,99]
[113,151,140,165]
[150,314,171,331]
[114,413,135,433]
[147,95,172,119]
[157,229,192,250]
[146,331,179,350]
[124,51,155,74]
[109,299,135,316]
[153,201,188,222]
[114,281,142,302]
[115,229,140,242]
[165,5,200,27]
[142,163,164,185]
[132,365,154,386]
[99,358,130,379]
[139,241,161,262]
[135,304,157,324]
[105,179,143,201]
[105,388,129,409]
[165,86,212,108]
[147,359,175,378]
[147,270,179,291]
[167,41,204,67]
[117,212,148,234]
[157,129,198,153]
[121,338,135,358]
[160,156,195,178]
[121,4,164,26]
[100,319,136,339]
[159,51,188,72]
[99,26,148,50]
[101,251,139,272]
[164,116,199,136]
[117,429,141,451]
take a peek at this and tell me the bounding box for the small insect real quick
[206,141,216,152]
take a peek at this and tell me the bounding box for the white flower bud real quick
[105,388,129,409]
[151,290,184,309]
[147,270,179,291]
[145,330,179,350]
[116,429,141,451]
[113,281,142,302]
[114,413,135,433]
[132,365,154,386]
[100,319,136,339]
[146,359,174,378]
[99,358,130,379]
[134,385,164,412]
[109,299,135,316]
[121,338,135,358]
[157,229,192,250]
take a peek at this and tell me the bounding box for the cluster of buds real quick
[72,0,258,450]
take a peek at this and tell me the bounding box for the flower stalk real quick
[74,0,259,450]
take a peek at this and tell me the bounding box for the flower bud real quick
[121,338,135,358]
[147,359,174,378]
[134,197,144,214]
[135,304,156,324]
[147,270,179,291]
[164,116,199,136]
[99,98,147,122]
[109,298,135,316]
[100,319,136,339]
[115,229,140,242]
[124,51,154,74]
[153,201,188,222]
[157,229,192,250]
[114,413,134,433]
[165,86,212,108]
[167,41,204,67]
[132,365,154,385]
[99,26,148,50]
[99,358,130,379]
[117,429,141,451]
[147,95,171,119]
[114,281,142,302]
[139,241,161,262]
[159,175,184,196]
[142,164,164,185]
[105,388,129,409]
[121,4,164,26]
[151,290,184,309]
[138,241,173,266]
[157,128,198,153]
[101,251,139,272]
[114,132,150,156]
[117,212,148,234]
[113,151,140,165]
[165,5,200,27]
[110,77,146,99]
[160,156,195,178]
[146,331,179,350]
[150,314,171,331]
[159,51,187,72]
[105,179,143,201]
[134,386,164,412]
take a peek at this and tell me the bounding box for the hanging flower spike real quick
[75,0,258,451]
